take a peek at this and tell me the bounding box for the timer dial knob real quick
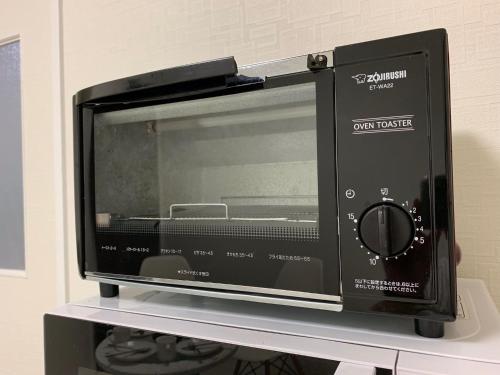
[359,204,415,257]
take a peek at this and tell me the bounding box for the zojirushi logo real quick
[352,69,407,84]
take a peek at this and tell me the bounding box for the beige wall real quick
[62,0,500,309]
[0,0,63,374]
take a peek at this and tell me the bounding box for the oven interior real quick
[94,82,320,241]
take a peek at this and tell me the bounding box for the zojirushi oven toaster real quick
[74,29,456,337]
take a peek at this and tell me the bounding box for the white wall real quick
[62,0,500,309]
[0,0,64,374]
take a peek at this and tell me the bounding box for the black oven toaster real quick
[74,29,456,337]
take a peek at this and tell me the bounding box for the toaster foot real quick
[414,319,444,338]
[99,283,119,298]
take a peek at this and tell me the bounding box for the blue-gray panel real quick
[0,40,25,270]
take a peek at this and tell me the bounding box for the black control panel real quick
[336,53,434,302]
[333,30,456,333]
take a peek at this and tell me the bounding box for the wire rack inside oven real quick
[96,202,319,241]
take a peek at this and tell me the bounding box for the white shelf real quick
[49,278,500,373]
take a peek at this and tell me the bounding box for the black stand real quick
[99,283,119,298]
[414,318,444,338]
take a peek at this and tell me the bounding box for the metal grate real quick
[97,220,319,241]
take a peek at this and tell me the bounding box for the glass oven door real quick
[84,70,340,303]
[44,315,344,375]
